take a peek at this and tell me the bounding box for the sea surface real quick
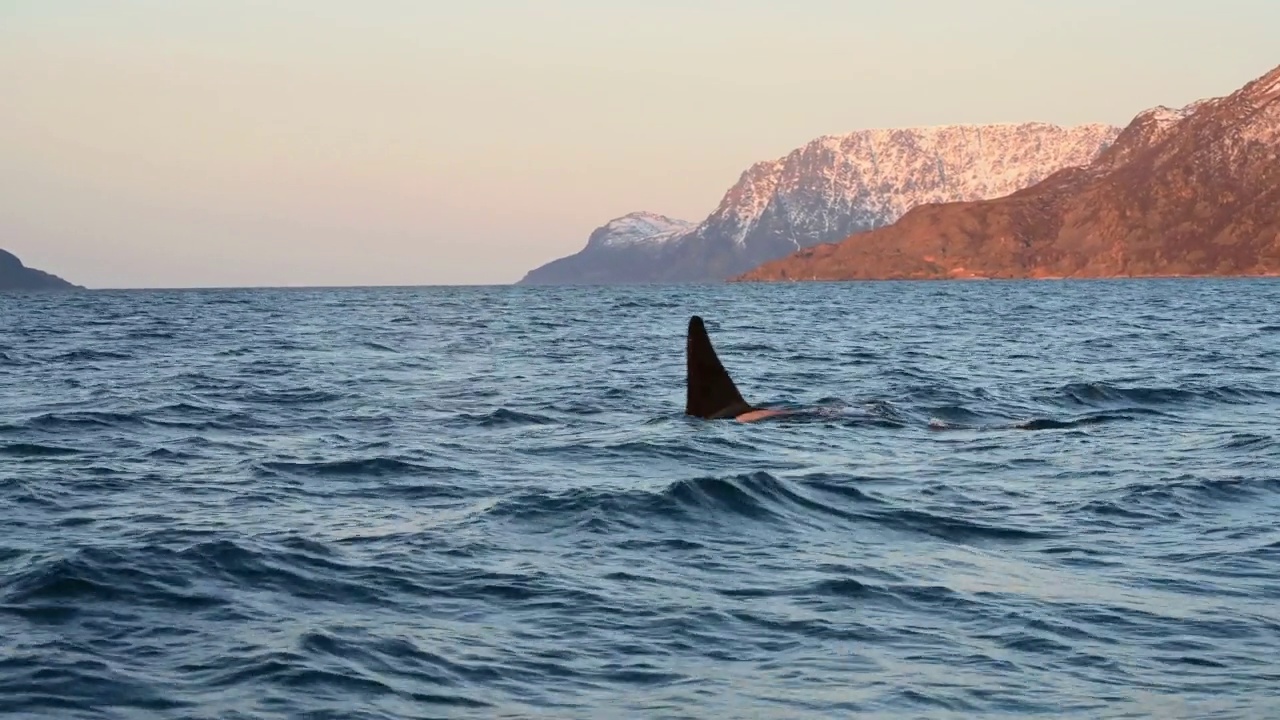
[2,280,1279,719]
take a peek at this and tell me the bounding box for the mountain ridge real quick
[518,121,1121,285]
[734,65,1280,283]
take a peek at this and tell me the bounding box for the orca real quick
[685,315,793,423]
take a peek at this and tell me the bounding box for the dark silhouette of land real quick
[0,249,81,291]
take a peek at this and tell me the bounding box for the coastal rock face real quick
[519,123,1121,284]
[0,249,80,291]
[517,212,693,285]
[735,65,1280,283]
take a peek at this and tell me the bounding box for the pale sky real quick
[2,1,1277,288]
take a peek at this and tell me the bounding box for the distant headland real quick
[735,64,1280,283]
[0,249,82,291]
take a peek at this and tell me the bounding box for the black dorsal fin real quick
[685,316,755,419]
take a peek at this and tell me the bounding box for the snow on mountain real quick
[711,123,1120,244]
[517,212,694,285]
[585,212,694,249]
[735,63,1280,283]
[519,122,1121,284]
[1239,64,1280,143]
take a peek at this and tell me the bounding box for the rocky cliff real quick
[735,65,1280,283]
[519,123,1120,284]
[0,249,80,291]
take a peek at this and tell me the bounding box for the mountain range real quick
[736,64,1280,282]
[519,122,1121,284]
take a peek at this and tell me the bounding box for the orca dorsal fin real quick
[685,315,755,419]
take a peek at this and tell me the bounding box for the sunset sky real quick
[2,1,1277,288]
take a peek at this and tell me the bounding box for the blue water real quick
[2,280,1279,719]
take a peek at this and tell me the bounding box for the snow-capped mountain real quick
[518,122,1121,284]
[736,64,1280,283]
[584,212,693,249]
[517,212,693,285]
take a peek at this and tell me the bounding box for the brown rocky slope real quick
[734,65,1280,282]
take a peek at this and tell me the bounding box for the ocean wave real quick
[483,471,1046,546]
[360,341,399,353]
[49,349,134,363]
[1116,474,1280,509]
[173,538,390,607]
[0,442,84,457]
[0,547,229,615]
[450,408,559,428]
[0,654,190,717]
[28,411,149,429]
[1014,413,1151,430]
[925,404,995,425]
[482,472,846,529]
[869,507,1054,543]
[1217,433,1276,451]
[0,350,35,366]
[258,457,466,479]
[665,473,803,522]
[238,388,347,405]
[928,409,1159,431]
[1054,381,1280,408]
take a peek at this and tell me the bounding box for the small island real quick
[0,249,82,291]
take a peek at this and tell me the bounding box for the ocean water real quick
[2,280,1279,719]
